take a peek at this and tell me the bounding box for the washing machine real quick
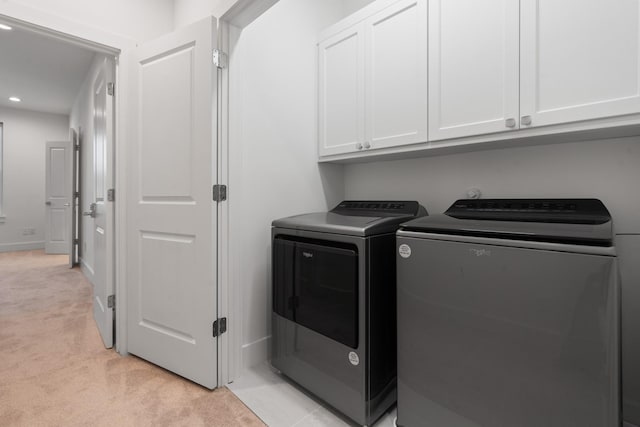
[271,201,426,426]
[396,199,619,427]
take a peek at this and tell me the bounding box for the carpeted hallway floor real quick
[0,250,265,427]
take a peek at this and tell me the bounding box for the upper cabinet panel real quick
[319,26,365,157]
[428,0,520,140]
[520,0,640,128]
[365,0,428,149]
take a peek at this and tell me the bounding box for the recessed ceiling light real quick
[9,97,21,102]
[0,24,12,31]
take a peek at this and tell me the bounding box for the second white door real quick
[45,141,72,255]
[126,17,219,389]
[91,57,116,349]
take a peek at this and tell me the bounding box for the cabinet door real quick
[364,0,428,150]
[521,0,640,128]
[428,0,519,141]
[318,25,365,156]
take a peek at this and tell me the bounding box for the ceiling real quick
[0,23,96,116]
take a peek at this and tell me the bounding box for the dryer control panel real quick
[333,200,422,217]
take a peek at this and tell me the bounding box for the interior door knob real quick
[45,201,51,205]
[83,202,97,218]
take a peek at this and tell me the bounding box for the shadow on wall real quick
[318,162,345,208]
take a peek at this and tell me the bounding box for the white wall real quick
[1,0,174,43]
[228,0,346,369]
[173,0,377,31]
[343,137,640,234]
[0,107,70,252]
[69,54,113,280]
[342,0,376,16]
[174,0,219,29]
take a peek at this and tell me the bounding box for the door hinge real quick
[213,318,227,337]
[213,49,228,69]
[107,82,115,96]
[74,144,80,152]
[107,294,115,309]
[212,184,227,202]
[107,188,115,202]
[73,238,79,244]
[74,191,80,198]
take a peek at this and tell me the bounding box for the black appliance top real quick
[400,198,613,245]
[272,200,427,237]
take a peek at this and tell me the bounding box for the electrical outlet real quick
[22,227,36,236]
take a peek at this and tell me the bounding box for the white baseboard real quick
[242,336,271,369]
[0,241,45,253]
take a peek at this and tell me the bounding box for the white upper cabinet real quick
[319,26,365,157]
[520,0,640,128]
[319,0,640,161]
[318,0,427,157]
[428,0,519,140]
[365,0,428,150]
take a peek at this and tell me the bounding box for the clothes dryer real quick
[272,201,426,426]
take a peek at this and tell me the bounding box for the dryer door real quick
[294,240,358,348]
[272,235,359,349]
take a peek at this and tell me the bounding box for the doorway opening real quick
[0,15,119,350]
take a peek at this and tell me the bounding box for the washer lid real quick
[400,198,613,246]
[272,201,426,236]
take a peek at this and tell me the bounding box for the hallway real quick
[0,250,264,427]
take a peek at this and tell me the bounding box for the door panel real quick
[92,58,115,349]
[365,0,428,149]
[127,17,218,389]
[140,46,196,198]
[294,241,358,348]
[45,141,72,254]
[521,0,640,127]
[318,25,365,156]
[429,0,519,140]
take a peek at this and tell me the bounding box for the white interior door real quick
[92,58,116,349]
[126,17,219,389]
[45,141,72,255]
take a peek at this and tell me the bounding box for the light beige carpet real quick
[0,250,265,427]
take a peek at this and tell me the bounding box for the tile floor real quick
[228,362,397,427]
[228,363,640,427]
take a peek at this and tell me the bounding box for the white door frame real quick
[2,0,280,386]
[0,9,129,353]
[215,0,281,385]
